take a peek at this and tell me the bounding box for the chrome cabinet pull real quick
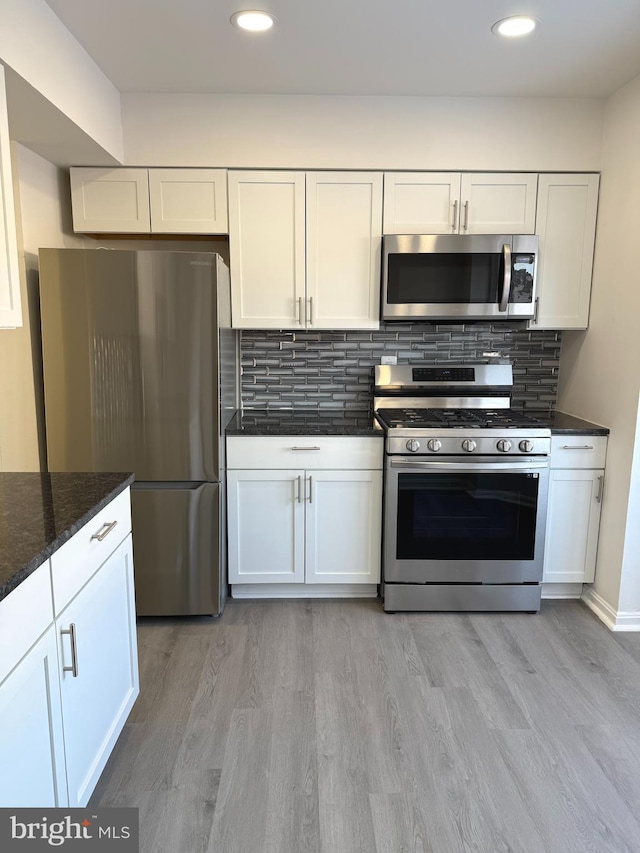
[290,446,321,451]
[463,200,469,231]
[296,475,302,503]
[90,520,118,542]
[308,296,314,325]
[298,296,304,325]
[452,199,458,231]
[559,445,594,451]
[61,624,79,677]
[308,475,313,503]
[595,475,605,503]
[533,296,540,324]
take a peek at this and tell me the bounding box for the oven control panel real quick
[387,434,551,456]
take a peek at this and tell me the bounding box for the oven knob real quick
[427,439,442,453]
[462,439,477,452]
[406,439,421,453]
[519,440,534,453]
[497,439,512,453]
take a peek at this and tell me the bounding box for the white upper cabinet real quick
[460,173,538,234]
[0,65,22,328]
[228,170,306,328]
[306,172,382,329]
[383,172,537,235]
[383,172,461,234]
[530,174,599,330]
[70,168,151,233]
[148,168,228,233]
[71,167,228,234]
[229,170,382,330]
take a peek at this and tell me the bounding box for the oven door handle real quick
[389,458,548,472]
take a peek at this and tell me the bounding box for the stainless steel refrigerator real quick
[38,248,239,616]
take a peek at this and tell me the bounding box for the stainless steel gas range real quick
[374,364,551,613]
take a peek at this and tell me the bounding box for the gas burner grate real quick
[377,407,547,430]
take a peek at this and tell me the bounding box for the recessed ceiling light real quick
[230,10,276,32]
[492,16,539,37]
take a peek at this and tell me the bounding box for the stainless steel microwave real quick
[382,234,538,321]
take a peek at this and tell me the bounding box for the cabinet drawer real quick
[51,489,132,615]
[227,436,383,470]
[0,562,54,684]
[550,436,607,469]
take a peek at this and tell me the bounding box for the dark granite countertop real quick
[523,410,610,436]
[226,409,383,437]
[0,472,134,603]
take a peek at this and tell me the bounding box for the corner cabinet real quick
[383,172,537,235]
[70,167,228,234]
[542,436,607,585]
[530,174,599,330]
[0,487,139,807]
[228,171,383,329]
[0,65,22,327]
[226,436,383,596]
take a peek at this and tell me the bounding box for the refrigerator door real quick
[131,483,223,616]
[39,249,220,481]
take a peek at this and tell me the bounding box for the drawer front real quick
[550,436,607,469]
[51,488,132,615]
[227,436,383,470]
[0,562,54,684]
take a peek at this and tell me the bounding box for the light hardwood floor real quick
[91,599,640,853]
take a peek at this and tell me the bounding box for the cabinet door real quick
[227,469,305,584]
[149,168,228,233]
[0,627,67,807]
[228,171,305,328]
[58,535,139,807]
[305,470,382,584]
[530,174,599,330]
[542,469,604,584]
[383,172,461,234]
[460,173,537,234]
[70,168,151,233]
[0,65,22,327]
[306,172,382,329]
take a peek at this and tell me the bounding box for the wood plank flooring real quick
[91,600,640,853]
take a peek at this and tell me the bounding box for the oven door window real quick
[396,471,539,561]
[386,253,502,305]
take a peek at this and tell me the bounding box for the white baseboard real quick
[231,583,379,599]
[581,586,640,631]
[541,583,583,599]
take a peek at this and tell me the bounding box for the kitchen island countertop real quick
[0,472,134,602]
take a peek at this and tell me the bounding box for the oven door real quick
[382,234,537,321]
[384,455,549,583]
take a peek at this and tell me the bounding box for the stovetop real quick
[375,407,548,430]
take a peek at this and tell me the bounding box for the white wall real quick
[122,94,603,170]
[0,0,122,161]
[558,72,640,621]
[0,144,87,471]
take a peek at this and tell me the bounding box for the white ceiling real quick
[44,0,640,98]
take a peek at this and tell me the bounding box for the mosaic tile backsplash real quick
[240,322,562,412]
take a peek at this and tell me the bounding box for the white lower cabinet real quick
[0,487,139,807]
[58,535,138,807]
[542,436,607,585]
[227,437,383,593]
[0,627,67,806]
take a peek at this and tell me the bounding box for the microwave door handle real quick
[499,243,511,312]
